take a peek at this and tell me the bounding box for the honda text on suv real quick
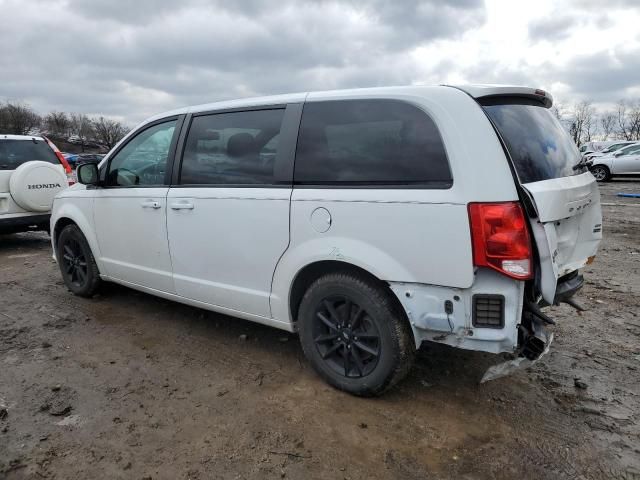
[51,86,602,396]
[1,134,73,234]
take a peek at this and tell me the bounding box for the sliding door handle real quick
[170,202,195,210]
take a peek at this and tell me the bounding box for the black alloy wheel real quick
[298,271,415,396]
[61,237,88,288]
[57,224,101,297]
[312,295,381,378]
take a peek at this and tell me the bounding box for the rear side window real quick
[482,99,583,184]
[294,99,452,187]
[613,144,640,156]
[0,139,58,170]
[180,109,285,186]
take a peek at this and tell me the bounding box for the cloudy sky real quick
[1,0,639,124]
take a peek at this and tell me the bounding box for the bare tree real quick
[599,112,616,140]
[44,111,71,138]
[551,102,565,122]
[69,113,94,152]
[92,116,128,150]
[551,102,573,134]
[0,101,41,135]
[616,100,631,140]
[569,100,596,146]
[616,100,640,141]
[630,102,640,141]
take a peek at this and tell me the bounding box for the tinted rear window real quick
[482,99,584,184]
[0,139,59,170]
[294,99,452,187]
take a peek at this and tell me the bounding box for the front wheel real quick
[298,272,415,396]
[57,224,101,297]
[591,165,610,182]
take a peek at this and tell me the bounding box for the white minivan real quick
[51,85,602,396]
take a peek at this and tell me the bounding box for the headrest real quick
[227,133,256,158]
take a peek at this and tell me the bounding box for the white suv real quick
[0,134,73,234]
[50,85,602,396]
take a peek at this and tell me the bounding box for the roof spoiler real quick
[444,84,553,108]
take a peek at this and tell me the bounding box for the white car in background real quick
[589,142,640,181]
[580,140,629,158]
[584,141,636,161]
[0,135,73,234]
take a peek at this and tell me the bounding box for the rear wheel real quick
[298,272,415,396]
[591,165,610,182]
[57,224,101,297]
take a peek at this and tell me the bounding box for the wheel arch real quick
[287,260,412,342]
[52,216,76,247]
[51,201,102,270]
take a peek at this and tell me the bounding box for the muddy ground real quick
[1,180,639,480]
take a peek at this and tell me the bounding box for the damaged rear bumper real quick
[481,334,553,382]
[480,289,559,382]
[480,312,553,383]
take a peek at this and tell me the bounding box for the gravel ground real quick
[1,179,639,480]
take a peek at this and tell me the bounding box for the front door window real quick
[106,120,176,187]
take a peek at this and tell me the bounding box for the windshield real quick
[482,99,583,184]
[0,139,59,170]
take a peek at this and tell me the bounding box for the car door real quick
[611,145,640,174]
[94,116,183,292]
[166,105,300,317]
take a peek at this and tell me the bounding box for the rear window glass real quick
[614,144,640,155]
[0,139,59,170]
[482,99,584,184]
[294,99,452,187]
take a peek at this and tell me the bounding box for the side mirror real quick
[76,162,99,186]
[613,151,623,157]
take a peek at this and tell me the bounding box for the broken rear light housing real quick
[43,136,75,185]
[468,202,533,280]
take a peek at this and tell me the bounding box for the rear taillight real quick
[43,136,75,185]
[55,151,75,186]
[468,202,533,280]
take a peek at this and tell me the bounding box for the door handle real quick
[170,202,195,210]
[141,200,162,209]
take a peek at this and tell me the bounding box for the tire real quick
[298,272,415,396]
[591,165,610,182]
[57,224,101,297]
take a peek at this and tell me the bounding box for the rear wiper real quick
[572,158,589,171]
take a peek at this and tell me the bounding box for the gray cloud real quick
[457,43,640,107]
[552,49,640,100]
[528,15,579,42]
[2,0,640,124]
[0,0,485,123]
[572,0,640,7]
